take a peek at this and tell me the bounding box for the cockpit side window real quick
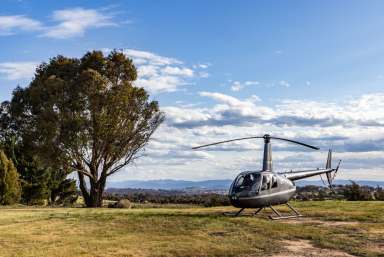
[261,174,275,190]
[271,175,278,188]
[261,175,268,190]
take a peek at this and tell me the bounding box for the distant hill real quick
[296,179,384,187]
[107,179,233,190]
[107,179,384,190]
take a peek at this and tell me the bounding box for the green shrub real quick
[108,199,132,208]
[374,186,384,200]
[342,181,373,201]
[0,150,21,205]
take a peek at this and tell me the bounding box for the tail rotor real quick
[324,149,341,191]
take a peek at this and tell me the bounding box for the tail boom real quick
[279,149,341,186]
[280,168,334,181]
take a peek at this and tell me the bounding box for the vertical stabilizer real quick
[325,149,333,187]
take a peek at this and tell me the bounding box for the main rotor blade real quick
[192,136,264,149]
[270,137,319,150]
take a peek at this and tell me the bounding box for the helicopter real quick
[192,134,341,219]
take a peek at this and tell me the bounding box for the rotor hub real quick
[263,134,271,143]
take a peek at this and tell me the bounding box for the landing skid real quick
[268,203,303,220]
[223,203,302,220]
[223,208,247,217]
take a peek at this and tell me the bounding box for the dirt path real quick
[276,217,360,227]
[271,239,356,257]
[268,217,361,256]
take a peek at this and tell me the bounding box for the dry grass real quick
[0,201,383,257]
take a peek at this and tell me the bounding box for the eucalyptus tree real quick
[10,50,164,207]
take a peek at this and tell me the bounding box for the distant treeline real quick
[105,188,230,207]
[105,182,384,207]
[296,182,384,201]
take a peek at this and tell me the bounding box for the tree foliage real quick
[342,181,373,201]
[48,169,78,205]
[374,186,384,201]
[9,50,164,207]
[0,130,77,205]
[105,189,231,207]
[0,150,21,205]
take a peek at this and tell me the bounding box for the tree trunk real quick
[88,180,103,207]
[77,171,91,206]
[77,171,107,207]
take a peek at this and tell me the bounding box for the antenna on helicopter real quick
[192,134,319,172]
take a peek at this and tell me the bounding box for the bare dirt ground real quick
[271,240,356,257]
[270,216,384,257]
[278,217,361,227]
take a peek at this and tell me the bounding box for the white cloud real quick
[0,8,117,39]
[123,49,181,66]
[42,8,116,39]
[6,48,207,94]
[133,92,384,181]
[136,75,185,93]
[170,92,384,131]
[0,15,42,35]
[160,92,384,179]
[162,66,193,77]
[247,95,261,103]
[279,80,291,87]
[118,49,202,93]
[198,71,209,78]
[230,80,260,91]
[199,91,254,110]
[137,65,158,77]
[230,81,243,91]
[193,63,210,69]
[245,80,259,86]
[163,106,211,125]
[0,62,38,80]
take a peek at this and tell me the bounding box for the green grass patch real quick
[0,201,382,256]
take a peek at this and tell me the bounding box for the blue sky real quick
[1,0,383,181]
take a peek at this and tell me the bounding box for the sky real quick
[0,0,383,182]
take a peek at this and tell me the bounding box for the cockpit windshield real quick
[232,173,261,195]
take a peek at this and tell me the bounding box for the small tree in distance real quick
[10,50,164,207]
[0,150,21,205]
[342,181,373,201]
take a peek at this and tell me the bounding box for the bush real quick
[342,181,373,201]
[374,187,384,200]
[109,199,132,208]
[0,150,21,205]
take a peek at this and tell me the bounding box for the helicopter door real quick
[261,174,272,191]
[271,175,278,188]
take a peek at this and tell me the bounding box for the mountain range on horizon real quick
[107,179,384,190]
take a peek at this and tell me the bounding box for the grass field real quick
[0,201,383,257]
